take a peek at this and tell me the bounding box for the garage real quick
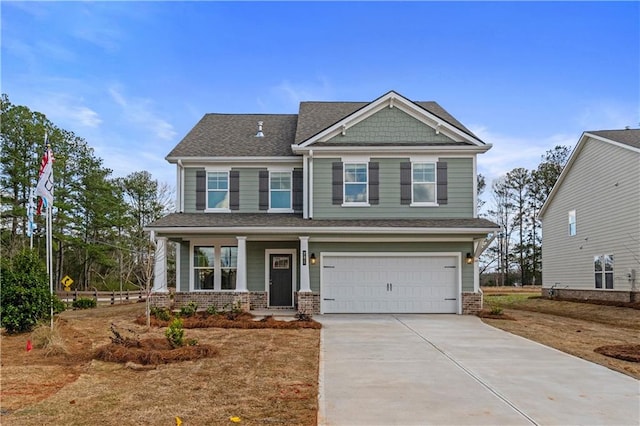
[320,253,460,314]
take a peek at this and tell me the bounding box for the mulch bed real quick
[135,312,322,330]
[594,344,640,363]
[94,338,218,365]
[477,310,517,320]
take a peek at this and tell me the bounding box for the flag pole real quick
[48,201,53,329]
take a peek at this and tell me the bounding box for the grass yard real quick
[0,304,320,425]
[481,287,640,379]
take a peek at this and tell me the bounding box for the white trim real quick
[411,161,437,205]
[472,156,478,218]
[539,132,640,218]
[343,162,369,205]
[150,226,500,235]
[309,151,314,219]
[264,248,297,308]
[319,251,462,314]
[189,238,238,292]
[204,168,231,212]
[303,155,309,219]
[294,91,485,148]
[292,145,491,155]
[167,156,302,165]
[268,169,294,212]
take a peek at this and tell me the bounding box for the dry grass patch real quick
[1,304,320,425]
[482,289,640,379]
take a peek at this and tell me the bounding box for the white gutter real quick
[177,159,184,212]
[309,150,314,219]
[145,226,500,235]
[291,145,492,155]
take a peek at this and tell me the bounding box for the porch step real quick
[250,309,298,322]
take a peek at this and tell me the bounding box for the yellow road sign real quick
[61,275,74,287]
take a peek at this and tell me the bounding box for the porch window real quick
[207,172,229,209]
[412,163,436,204]
[270,172,292,210]
[194,246,215,290]
[221,246,238,290]
[344,163,368,204]
[594,254,613,289]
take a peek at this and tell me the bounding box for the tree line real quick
[479,146,571,286]
[0,94,174,292]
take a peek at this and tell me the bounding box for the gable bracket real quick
[435,123,442,135]
[341,124,347,136]
[389,97,395,109]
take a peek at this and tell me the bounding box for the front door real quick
[269,254,293,306]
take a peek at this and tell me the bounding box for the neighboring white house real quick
[539,129,640,302]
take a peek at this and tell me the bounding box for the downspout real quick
[177,159,184,212]
[303,154,309,219]
[309,150,314,219]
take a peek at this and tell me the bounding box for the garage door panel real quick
[322,254,458,314]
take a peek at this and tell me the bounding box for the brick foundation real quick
[149,292,172,309]
[297,292,320,315]
[156,291,269,312]
[462,292,483,315]
[544,288,639,303]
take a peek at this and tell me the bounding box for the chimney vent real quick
[256,121,264,137]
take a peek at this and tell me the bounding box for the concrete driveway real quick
[318,315,639,426]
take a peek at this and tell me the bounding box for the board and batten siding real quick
[325,106,455,144]
[541,138,640,291]
[308,241,474,293]
[312,157,474,219]
[178,241,190,292]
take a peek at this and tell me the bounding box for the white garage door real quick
[321,254,459,314]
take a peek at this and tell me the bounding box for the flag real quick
[26,187,37,237]
[36,147,54,215]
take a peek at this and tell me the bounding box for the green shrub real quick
[205,305,219,316]
[72,297,97,309]
[0,250,52,334]
[52,295,66,314]
[151,306,171,321]
[489,305,504,315]
[165,318,185,348]
[179,301,198,317]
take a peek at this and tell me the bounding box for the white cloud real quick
[575,101,639,131]
[108,85,177,141]
[271,77,334,109]
[472,125,576,186]
[33,92,102,128]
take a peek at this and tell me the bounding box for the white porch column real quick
[236,236,248,292]
[152,237,168,292]
[299,236,311,292]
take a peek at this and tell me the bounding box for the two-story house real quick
[147,91,499,315]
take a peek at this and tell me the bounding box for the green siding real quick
[312,157,473,218]
[307,241,474,293]
[238,168,262,212]
[246,241,300,292]
[179,241,190,292]
[326,107,454,144]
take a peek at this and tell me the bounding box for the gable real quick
[322,106,457,145]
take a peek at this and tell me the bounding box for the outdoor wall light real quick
[465,253,474,264]
[310,253,317,265]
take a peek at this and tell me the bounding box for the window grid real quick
[193,245,238,291]
[270,172,292,210]
[344,163,368,203]
[193,246,215,290]
[594,254,614,289]
[207,172,229,209]
[412,163,436,204]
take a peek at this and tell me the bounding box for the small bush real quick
[206,305,219,316]
[52,295,66,314]
[30,321,69,356]
[179,302,198,317]
[295,312,313,322]
[489,305,504,315]
[165,318,185,348]
[151,307,171,321]
[72,297,97,309]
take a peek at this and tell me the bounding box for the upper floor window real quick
[344,163,368,204]
[412,163,436,204]
[207,172,229,209]
[594,254,613,289]
[270,171,292,210]
[568,210,576,236]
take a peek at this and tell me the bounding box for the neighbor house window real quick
[193,246,215,290]
[193,245,237,290]
[412,163,436,204]
[568,210,576,236]
[221,246,238,290]
[207,172,229,209]
[270,172,292,210]
[344,163,368,203]
[594,254,614,289]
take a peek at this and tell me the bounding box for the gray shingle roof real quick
[166,93,482,159]
[588,129,640,150]
[148,213,499,232]
[294,100,478,144]
[166,114,298,158]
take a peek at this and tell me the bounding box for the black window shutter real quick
[368,162,379,205]
[196,170,206,211]
[437,161,448,205]
[400,162,411,205]
[259,170,269,210]
[229,170,240,210]
[332,162,343,205]
[292,169,303,211]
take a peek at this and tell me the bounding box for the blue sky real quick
[2,1,638,196]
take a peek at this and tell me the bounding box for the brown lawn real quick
[481,287,640,379]
[0,303,320,425]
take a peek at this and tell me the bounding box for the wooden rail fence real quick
[56,290,145,305]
